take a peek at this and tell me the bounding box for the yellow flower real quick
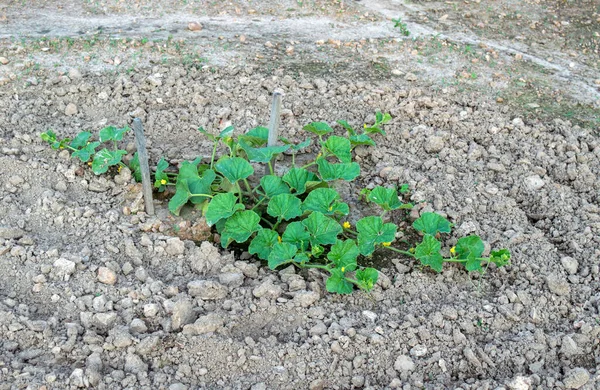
[409,247,415,253]
[450,246,456,255]
[160,179,167,185]
[118,165,122,173]
[328,206,333,211]
[382,242,391,247]
[277,236,282,243]
[87,162,92,166]
[363,123,367,129]
[341,267,346,272]
[342,221,351,229]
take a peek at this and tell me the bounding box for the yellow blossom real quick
[363,123,367,129]
[450,246,456,255]
[342,221,351,229]
[160,179,167,185]
[118,165,122,173]
[277,236,282,243]
[409,247,415,253]
[341,267,346,272]
[382,242,391,247]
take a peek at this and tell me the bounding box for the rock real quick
[524,175,545,191]
[169,384,188,390]
[172,300,195,330]
[130,318,148,334]
[560,335,581,357]
[405,72,418,81]
[188,22,202,31]
[309,321,327,336]
[124,353,148,374]
[253,280,283,299]
[65,103,78,116]
[110,326,133,348]
[165,237,185,256]
[136,335,159,355]
[98,91,109,101]
[546,275,570,296]
[187,280,228,300]
[362,310,378,322]
[188,242,223,274]
[143,303,160,318]
[85,352,102,386]
[507,375,532,390]
[69,368,85,387]
[394,355,415,372]
[68,68,82,79]
[0,57,9,65]
[182,314,223,335]
[293,290,320,307]
[92,312,117,331]
[309,379,325,390]
[218,265,245,287]
[561,257,578,275]
[563,367,590,389]
[97,266,117,285]
[424,136,445,153]
[0,226,25,239]
[53,258,76,280]
[147,75,162,87]
[410,344,428,357]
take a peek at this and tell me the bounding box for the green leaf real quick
[221,210,261,248]
[311,244,325,258]
[249,229,279,261]
[455,235,485,272]
[368,186,411,211]
[282,222,310,251]
[91,148,126,175]
[282,167,316,195]
[153,157,169,191]
[326,269,354,294]
[239,126,269,147]
[302,212,342,247]
[292,138,311,151]
[99,126,128,142]
[363,125,386,136]
[413,212,452,236]
[349,134,375,147]
[129,152,142,182]
[356,268,379,291]
[399,183,410,194]
[356,216,397,256]
[168,179,192,215]
[215,156,254,183]
[376,112,392,124]
[205,192,245,226]
[268,242,298,269]
[327,239,358,271]
[337,120,355,136]
[40,130,57,143]
[70,131,92,149]
[260,175,290,198]
[316,158,360,182]
[414,234,444,272]
[490,249,511,267]
[218,126,235,139]
[303,121,334,136]
[302,188,349,216]
[323,135,352,163]
[72,141,100,163]
[197,127,216,141]
[187,169,216,204]
[267,194,303,221]
[238,139,290,163]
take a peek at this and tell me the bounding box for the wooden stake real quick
[265,90,283,175]
[132,118,155,216]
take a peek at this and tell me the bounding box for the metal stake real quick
[132,118,155,216]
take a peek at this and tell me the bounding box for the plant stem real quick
[268,161,274,175]
[272,218,283,231]
[292,153,296,167]
[301,161,316,169]
[189,193,213,198]
[385,246,415,258]
[236,182,243,203]
[260,217,274,228]
[243,179,254,199]
[300,263,330,270]
[251,196,267,211]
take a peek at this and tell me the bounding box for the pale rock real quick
[394,355,415,372]
[97,266,117,285]
[525,175,545,191]
[560,335,581,357]
[252,280,283,299]
[425,136,445,153]
[563,367,590,389]
[65,103,78,116]
[171,300,195,330]
[561,257,578,275]
[165,237,185,256]
[182,314,223,335]
[53,258,76,280]
[507,375,532,390]
[546,275,570,296]
[124,353,148,373]
[293,290,320,307]
[187,280,228,300]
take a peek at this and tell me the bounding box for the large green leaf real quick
[187,169,216,204]
[368,186,411,211]
[72,141,100,163]
[413,212,452,235]
[323,135,352,163]
[337,120,355,136]
[356,268,379,291]
[239,126,269,147]
[302,212,342,247]
[455,235,485,272]
[153,157,169,191]
[91,148,126,175]
[282,167,316,195]
[302,188,349,216]
[70,131,92,149]
[282,221,310,251]
[205,192,245,226]
[260,175,290,197]
[221,210,261,247]
[414,234,444,272]
[349,134,375,147]
[99,126,129,142]
[215,156,254,183]
[238,139,290,163]
[303,121,334,136]
[168,179,192,215]
[249,229,279,261]
[316,158,360,182]
[356,216,397,256]
[268,242,299,269]
[327,239,358,271]
[267,194,302,221]
[168,166,216,214]
[326,268,354,294]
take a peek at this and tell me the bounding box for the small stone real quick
[524,175,545,191]
[425,136,445,153]
[252,280,283,299]
[188,22,202,31]
[362,310,377,322]
[546,275,570,296]
[309,321,327,336]
[169,384,188,390]
[394,355,415,372]
[391,69,403,76]
[404,72,418,81]
[130,318,148,333]
[53,258,76,280]
[351,376,365,387]
[410,344,428,357]
[507,375,532,390]
[182,314,224,335]
[166,237,185,256]
[97,267,117,285]
[65,103,78,116]
[69,368,85,387]
[293,290,320,307]
[92,312,117,330]
[124,353,148,374]
[68,68,82,79]
[0,226,25,239]
[309,379,325,390]
[561,257,578,275]
[560,335,581,357]
[515,53,523,60]
[143,303,160,318]
[563,367,590,389]
[187,280,228,300]
[172,300,195,330]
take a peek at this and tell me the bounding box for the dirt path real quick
[0,1,599,389]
